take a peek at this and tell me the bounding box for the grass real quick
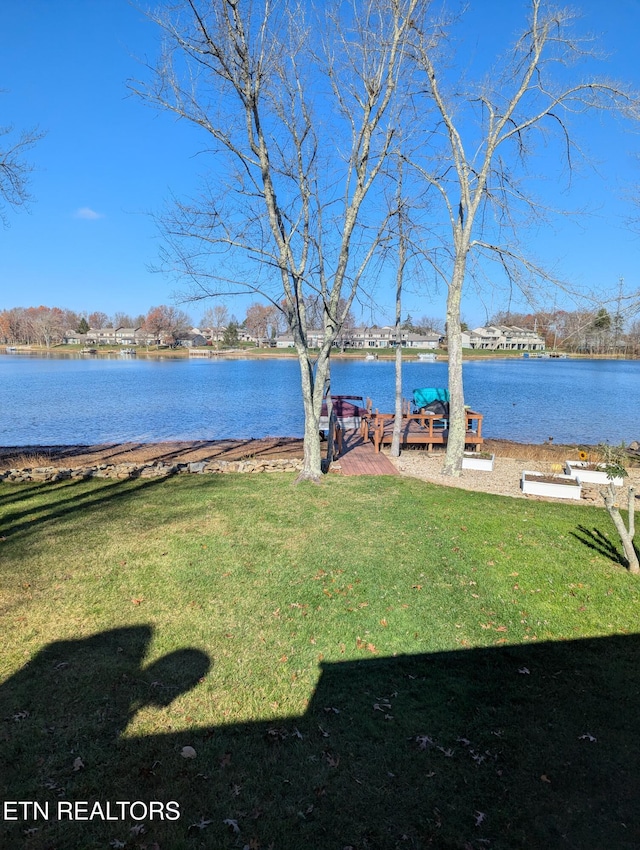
[1,474,639,849]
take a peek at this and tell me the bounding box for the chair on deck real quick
[412,387,450,429]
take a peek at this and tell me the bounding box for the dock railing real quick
[371,409,483,453]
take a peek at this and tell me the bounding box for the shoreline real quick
[3,345,636,362]
[2,438,638,502]
[1,435,636,470]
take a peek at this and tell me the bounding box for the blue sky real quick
[1,0,640,329]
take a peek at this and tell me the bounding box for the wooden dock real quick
[371,410,483,453]
[333,431,398,476]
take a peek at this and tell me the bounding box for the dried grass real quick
[485,439,603,462]
[0,451,54,471]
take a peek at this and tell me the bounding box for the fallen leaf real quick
[540,774,551,783]
[579,733,597,742]
[181,746,197,759]
[72,757,84,771]
[190,817,213,831]
[324,751,340,768]
[474,811,486,826]
[223,818,240,834]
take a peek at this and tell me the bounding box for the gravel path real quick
[388,449,640,504]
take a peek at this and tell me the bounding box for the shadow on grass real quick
[572,523,629,567]
[0,481,53,508]
[1,627,639,850]
[0,475,203,543]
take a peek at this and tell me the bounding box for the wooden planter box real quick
[521,471,582,500]
[462,452,494,471]
[564,460,624,487]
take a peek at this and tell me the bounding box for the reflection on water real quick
[0,354,637,445]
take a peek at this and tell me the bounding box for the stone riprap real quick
[0,457,302,483]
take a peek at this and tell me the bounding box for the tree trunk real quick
[443,259,466,476]
[391,180,406,458]
[295,347,330,483]
[390,342,403,457]
[603,484,639,574]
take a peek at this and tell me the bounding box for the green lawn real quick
[1,474,638,849]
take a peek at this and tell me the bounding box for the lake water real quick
[0,353,637,446]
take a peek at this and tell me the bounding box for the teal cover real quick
[412,387,450,408]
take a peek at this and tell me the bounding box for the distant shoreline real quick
[2,345,635,362]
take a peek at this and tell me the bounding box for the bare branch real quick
[0,119,45,227]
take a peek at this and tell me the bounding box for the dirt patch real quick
[0,438,304,471]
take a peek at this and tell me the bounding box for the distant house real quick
[200,326,226,344]
[85,327,121,345]
[344,326,441,349]
[273,326,442,350]
[134,329,158,346]
[175,332,208,348]
[115,327,142,345]
[462,325,545,351]
[400,332,441,349]
[63,331,87,345]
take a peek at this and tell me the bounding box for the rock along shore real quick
[0,457,302,483]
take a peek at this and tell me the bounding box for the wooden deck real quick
[370,410,483,453]
[334,431,398,476]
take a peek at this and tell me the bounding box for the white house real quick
[462,325,545,351]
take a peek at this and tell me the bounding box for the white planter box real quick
[564,460,624,487]
[462,453,494,471]
[521,471,582,500]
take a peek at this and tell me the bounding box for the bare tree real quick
[88,311,110,329]
[416,315,444,335]
[202,303,229,348]
[0,105,44,227]
[409,1,639,474]
[144,304,192,344]
[244,302,277,346]
[113,312,136,328]
[132,0,422,481]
